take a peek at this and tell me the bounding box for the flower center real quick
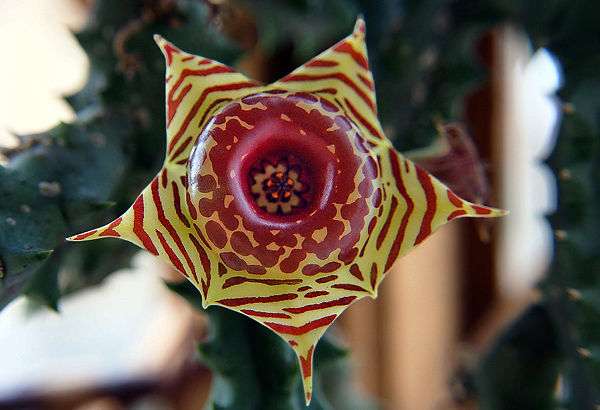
[249,157,310,215]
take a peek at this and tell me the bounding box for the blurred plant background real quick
[0,0,598,409]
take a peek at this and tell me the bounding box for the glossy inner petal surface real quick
[188,91,380,275]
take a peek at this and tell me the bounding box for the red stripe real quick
[241,309,291,319]
[218,293,298,307]
[343,98,382,139]
[370,263,378,290]
[161,169,168,188]
[333,42,369,70]
[265,315,337,336]
[168,82,257,154]
[473,205,493,215]
[186,191,198,220]
[414,166,437,246]
[188,233,209,284]
[304,291,329,298]
[223,276,303,289]
[447,209,467,221]
[151,178,197,279]
[350,264,364,280]
[161,41,180,66]
[283,296,356,314]
[172,181,190,228]
[156,229,187,276]
[315,275,338,284]
[357,73,374,91]
[197,97,230,130]
[331,283,369,292]
[300,346,315,379]
[447,190,463,207]
[384,150,415,272]
[72,230,97,240]
[306,59,339,67]
[359,216,378,257]
[170,136,193,161]
[167,83,191,125]
[132,195,159,255]
[376,196,398,249]
[167,66,237,124]
[282,73,375,112]
[193,223,212,250]
[99,217,122,237]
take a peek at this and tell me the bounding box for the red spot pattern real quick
[189,92,380,276]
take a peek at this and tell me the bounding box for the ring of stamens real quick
[249,158,309,215]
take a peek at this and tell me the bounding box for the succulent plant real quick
[2,0,599,408]
[67,19,504,404]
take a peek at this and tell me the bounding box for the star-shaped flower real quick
[68,19,505,405]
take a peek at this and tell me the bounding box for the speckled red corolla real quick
[69,19,505,405]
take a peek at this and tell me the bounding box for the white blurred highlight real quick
[495,26,562,299]
[0,0,88,146]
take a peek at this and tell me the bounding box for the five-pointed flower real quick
[68,19,506,405]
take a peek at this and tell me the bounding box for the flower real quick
[68,19,505,405]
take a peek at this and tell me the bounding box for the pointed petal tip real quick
[305,390,312,406]
[353,17,366,38]
[354,14,367,34]
[469,203,509,218]
[66,229,98,242]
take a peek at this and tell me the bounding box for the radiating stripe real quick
[188,233,209,284]
[370,263,378,290]
[170,136,193,161]
[168,82,258,154]
[282,73,375,112]
[448,209,467,221]
[283,296,356,314]
[72,229,98,240]
[333,42,368,70]
[193,223,212,250]
[376,195,398,249]
[315,275,338,284]
[385,151,414,272]
[265,315,337,336]
[447,190,463,207]
[218,293,298,307]
[223,276,303,289]
[357,73,374,90]
[172,181,191,228]
[241,309,292,319]
[306,60,339,67]
[132,195,159,255]
[151,178,197,279]
[331,283,369,292]
[304,291,329,298]
[168,83,191,125]
[343,98,383,139]
[168,66,236,124]
[98,217,122,237]
[414,167,437,246]
[156,229,187,276]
